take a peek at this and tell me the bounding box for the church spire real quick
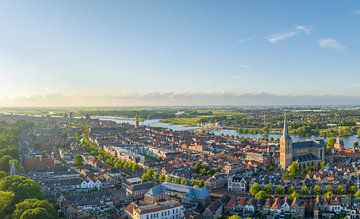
[282,114,291,140]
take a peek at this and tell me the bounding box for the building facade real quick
[280,115,325,170]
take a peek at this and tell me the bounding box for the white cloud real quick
[267,25,311,44]
[295,25,311,34]
[237,37,253,43]
[318,38,346,49]
[350,9,360,16]
[268,31,297,44]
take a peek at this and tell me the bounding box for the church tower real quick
[280,114,293,170]
[134,114,140,129]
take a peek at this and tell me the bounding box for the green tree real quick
[131,163,139,172]
[323,191,334,201]
[324,185,332,193]
[300,186,308,196]
[165,175,171,182]
[141,173,149,182]
[336,185,345,194]
[289,191,298,200]
[255,191,268,200]
[288,162,300,177]
[312,185,322,195]
[152,172,159,181]
[0,155,12,173]
[20,207,52,219]
[73,155,83,166]
[0,176,44,204]
[287,186,295,194]
[228,216,241,219]
[326,137,335,151]
[355,190,360,199]
[264,184,272,194]
[180,178,186,185]
[159,174,166,182]
[249,183,260,196]
[198,179,204,188]
[0,171,6,180]
[194,162,201,173]
[348,185,357,194]
[14,199,57,219]
[275,185,284,195]
[320,161,327,168]
[354,141,359,148]
[0,191,14,218]
[172,177,179,184]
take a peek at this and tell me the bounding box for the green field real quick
[160,117,202,126]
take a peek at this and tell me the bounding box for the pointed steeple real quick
[282,114,291,140]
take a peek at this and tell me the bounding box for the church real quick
[280,115,325,170]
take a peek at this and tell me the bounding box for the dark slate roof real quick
[131,182,155,191]
[292,139,325,149]
[293,154,318,162]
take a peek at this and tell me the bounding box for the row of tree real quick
[141,168,205,187]
[78,132,139,174]
[249,182,360,201]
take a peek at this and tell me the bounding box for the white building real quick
[124,200,184,219]
[227,176,247,192]
[80,179,102,189]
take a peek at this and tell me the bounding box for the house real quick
[290,197,305,219]
[80,179,102,189]
[124,200,185,219]
[202,200,223,219]
[205,173,227,190]
[228,176,248,192]
[126,181,155,200]
[144,182,210,207]
[202,196,229,219]
[25,157,54,172]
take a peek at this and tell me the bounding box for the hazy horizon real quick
[1,1,360,106]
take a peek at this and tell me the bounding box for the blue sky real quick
[0,1,359,106]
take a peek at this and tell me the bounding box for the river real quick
[2,112,357,148]
[94,116,359,148]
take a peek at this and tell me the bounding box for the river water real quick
[94,116,359,148]
[1,112,357,148]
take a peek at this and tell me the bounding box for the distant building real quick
[10,160,16,176]
[135,114,140,129]
[334,136,344,150]
[280,115,325,170]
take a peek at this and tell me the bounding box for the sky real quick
[0,0,360,106]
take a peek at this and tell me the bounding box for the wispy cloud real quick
[318,38,346,49]
[350,9,360,16]
[295,25,311,34]
[267,25,312,44]
[268,32,297,44]
[237,37,253,43]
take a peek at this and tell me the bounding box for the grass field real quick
[160,117,202,126]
